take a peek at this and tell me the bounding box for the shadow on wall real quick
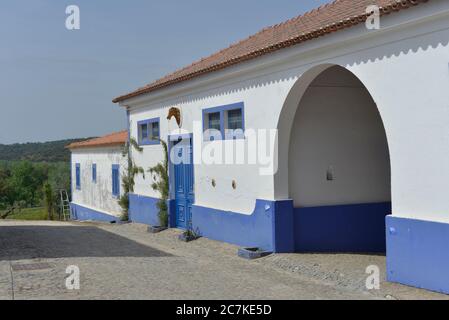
[346,22,449,68]
[0,226,172,261]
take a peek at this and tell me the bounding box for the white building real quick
[68,131,128,222]
[71,0,449,294]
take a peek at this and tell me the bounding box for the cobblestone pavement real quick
[0,220,447,300]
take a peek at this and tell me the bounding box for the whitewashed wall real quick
[340,2,449,224]
[288,66,391,208]
[71,147,127,217]
[128,81,283,214]
[128,110,165,200]
[122,1,449,221]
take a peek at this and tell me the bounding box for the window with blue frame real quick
[92,164,97,183]
[138,118,160,145]
[203,102,245,141]
[227,109,243,130]
[208,112,221,131]
[75,164,81,190]
[151,121,160,141]
[112,165,120,197]
[140,123,149,141]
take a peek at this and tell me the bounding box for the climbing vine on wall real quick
[148,140,169,228]
[118,137,144,221]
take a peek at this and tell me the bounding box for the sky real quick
[0,0,330,144]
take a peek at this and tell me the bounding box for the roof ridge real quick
[138,1,347,93]
[113,0,428,103]
[84,130,127,140]
[66,130,128,150]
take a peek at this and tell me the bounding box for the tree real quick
[43,182,54,220]
[47,162,71,195]
[1,160,69,215]
[9,161,47,206]
[0,166,13,209]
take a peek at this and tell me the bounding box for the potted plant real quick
[178,225,201,242]
[238,247,272,260]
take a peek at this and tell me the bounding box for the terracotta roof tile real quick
[66,131,128,150]
[113,0,427,103]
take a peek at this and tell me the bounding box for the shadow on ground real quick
[0,226,172,261]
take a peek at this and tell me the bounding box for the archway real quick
[278,65,391,253]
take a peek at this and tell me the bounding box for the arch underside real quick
[281,65,391,253]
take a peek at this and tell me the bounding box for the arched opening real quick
[284,65,391,253]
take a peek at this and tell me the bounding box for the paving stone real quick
[0,220,447,300]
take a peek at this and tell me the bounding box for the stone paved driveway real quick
[0,220,447,300]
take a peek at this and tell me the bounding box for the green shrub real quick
[118,138,144,221]
[43,182,54,221]
[148,140,169,228]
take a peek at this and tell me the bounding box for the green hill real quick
[0,138,92,163]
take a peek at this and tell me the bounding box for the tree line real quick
[0,161,70,211]
[0,138,90,163]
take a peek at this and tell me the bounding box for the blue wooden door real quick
[173,139,194,229]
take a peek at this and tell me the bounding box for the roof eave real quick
[112,0,428,104]
[66,142,125,151]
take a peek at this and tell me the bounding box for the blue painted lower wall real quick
[272,200,295,253]
[294,202,391,253]
[128,193,176,227]
[70,203,121,223]
[73,196,390,255]
[192,200,275,252]
[387,216,449,295]
[192,200,390,253]
[129,193,160,226]
[192,200,294,253]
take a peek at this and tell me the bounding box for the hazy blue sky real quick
[0,0,330,144]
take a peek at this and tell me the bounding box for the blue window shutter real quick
[76,164,81,190]
[117,169,120,195]
[92,164,97,183]
[112,168,115,196]
[112,165,120,197]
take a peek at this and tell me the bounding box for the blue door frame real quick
[170,135,195,230]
